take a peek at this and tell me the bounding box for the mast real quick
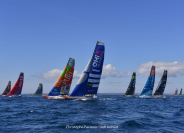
[124,72,136,96]
[140,65,155,96]
[154,70,167,96]
[70,41,105,96]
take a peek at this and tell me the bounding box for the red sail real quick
[174,88,178,95]
[6,72,24,97]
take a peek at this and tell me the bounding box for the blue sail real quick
[48,87,61,96]
[140,66,155,96]
[70,41,105,96]
[86,43,105,94]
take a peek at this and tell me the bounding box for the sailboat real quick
[6,72,24,97]
[123,72,136,97]
[69,41,105,100]
[43,57,75,99]
[139,65,155,98]
[153,70,167,98]
[1,81,11,96]
[174,88,178,96]
[34,83,43,95]
[178,88,182,96]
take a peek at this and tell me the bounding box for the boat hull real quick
[153,95,166,98]
[6,95,21,97]
[43,94,97,100]
[66,96,96,100]
[123,95,134,97]
[139,95,152,98]
[66,95,97,100]
[43,95,70,99]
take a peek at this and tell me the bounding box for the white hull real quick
[49,96,65,100]
[43,94,97,100]
[43,95,68,99]
[68,95,97,100]
[8,95,21,97]
[139,95,152,98]
[152,95,166,98]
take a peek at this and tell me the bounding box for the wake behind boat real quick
[139,66,155,98]
[153,95,166,98]
[69,41,105,100]
[43,58,75,99]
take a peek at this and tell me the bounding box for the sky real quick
[0,0,184,94]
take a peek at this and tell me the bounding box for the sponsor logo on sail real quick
[96,50,101,56]
[93,55,100,67]
[63,71,73,85]
[88,79,100,83]
[89,73,101,78]
[151,70,155,76]
[92,50,103,67]
[150,76,154,86]
[18,76,23,90]
[92,69,100,72]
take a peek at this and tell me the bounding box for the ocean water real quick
[0,94,184,133]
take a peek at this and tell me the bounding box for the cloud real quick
[36,69,81,80]
[137,61,184,77]
[73,71,82,78]
[42,69,62,79]
[101,64,131,78]
[37,64,131,80]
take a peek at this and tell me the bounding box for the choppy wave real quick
[0,95,184,132]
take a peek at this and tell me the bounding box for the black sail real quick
[124,72,136,95]
[154,70,167,95]
[34,83,43,95]
[1,81,11,95]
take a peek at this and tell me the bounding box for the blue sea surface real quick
[0,94,184,133]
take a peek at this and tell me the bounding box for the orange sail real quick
[44,58,75,97]
[60,58,75,95]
